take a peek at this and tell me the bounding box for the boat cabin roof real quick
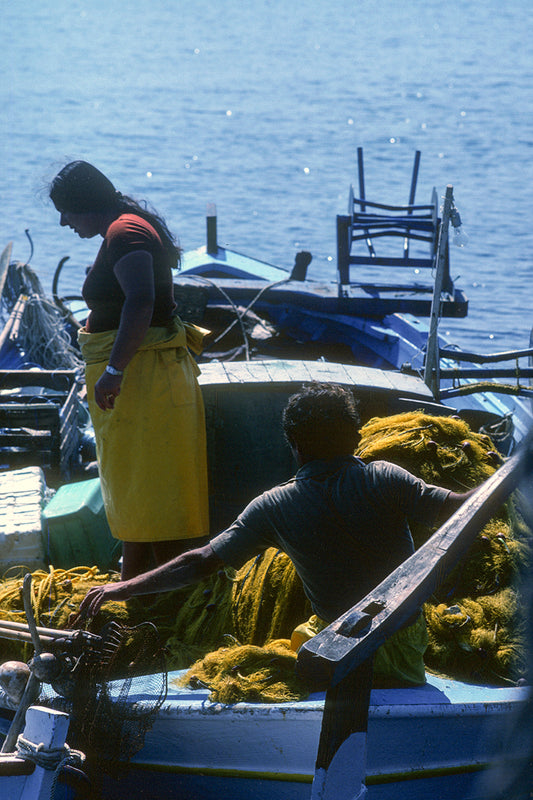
[198,360,451,532]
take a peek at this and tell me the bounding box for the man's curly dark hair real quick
[282,382,360,460]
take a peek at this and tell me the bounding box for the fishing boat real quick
[75,360,528,800]
[0,149,532,799]
[0,242,86,483]
[0,359,530,800]
[173,149,533,446]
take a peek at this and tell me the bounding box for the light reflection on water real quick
[1,0,532,353]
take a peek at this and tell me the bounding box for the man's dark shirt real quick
[211,456,450,622]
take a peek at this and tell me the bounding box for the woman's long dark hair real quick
[50,161,182,268]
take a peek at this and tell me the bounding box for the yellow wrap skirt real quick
[78,318,210,543]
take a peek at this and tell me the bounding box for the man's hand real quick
[78,581,130,619]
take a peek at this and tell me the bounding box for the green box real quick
[42,478,120,571]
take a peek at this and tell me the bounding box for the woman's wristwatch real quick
[105,364,124,377]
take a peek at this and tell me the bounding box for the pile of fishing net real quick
[174,411,530,698]
[150,549,312,702]
[0,566,167,783]
[0,566,128,664]
[0,411,530,704]
[0,260,84,371]
[355,411,531,684]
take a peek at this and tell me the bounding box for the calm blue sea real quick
[1,0,532,352]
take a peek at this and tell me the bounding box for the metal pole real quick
[424,185,454,396]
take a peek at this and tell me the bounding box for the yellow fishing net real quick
[355,411,531,684]
[0,566,126,663]
[182,639,308,704]
[0,411,530,701]
[178,411,531,694]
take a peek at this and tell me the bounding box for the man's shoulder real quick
[365,459,411,475]
[252,477,298,504]
[358,459,427,490]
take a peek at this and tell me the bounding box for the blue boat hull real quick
[93,670,528,800]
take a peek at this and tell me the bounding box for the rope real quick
[184,275,291,360]
[18,733,88,800]
[16,733,85,772]
[212,278,291,343]
[440,380,533,399]
[182,275,252,359]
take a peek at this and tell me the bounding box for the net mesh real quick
[38,620,167,787]
[0,261,83,372]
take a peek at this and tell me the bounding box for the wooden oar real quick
[1,575,42,754]
[297,431,533,800]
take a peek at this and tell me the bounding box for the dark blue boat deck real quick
[177,274,468,318]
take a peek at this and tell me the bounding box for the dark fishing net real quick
[0,261,83,371]
[38,620,167,786]
[71,622,166,760]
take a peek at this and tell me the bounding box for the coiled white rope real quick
[16,732,87,797]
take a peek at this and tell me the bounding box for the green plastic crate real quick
[42,478,120,571]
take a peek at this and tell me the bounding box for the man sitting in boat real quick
[79,383,475,685]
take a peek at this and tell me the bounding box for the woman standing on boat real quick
[50,161,210,579]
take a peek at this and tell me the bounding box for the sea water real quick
[1,0,532,353]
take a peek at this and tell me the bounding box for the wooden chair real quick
[337,148,453,297]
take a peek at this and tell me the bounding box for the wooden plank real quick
[440,346,533,364]
[178,275,341,299]
[180,275,468,317]
[245,361,276,383]
[0,757,35,776]
[310,658,373,800]
[285,362,318,383]
[297,433,532,689]
[439,367,533,380]
[262,360,304,384]
[0,405,59,429]
[198,360,434,401]
[315,658,373,773]
[197,361,229,385]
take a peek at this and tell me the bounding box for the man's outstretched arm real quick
[79,544,224,618]
[437,487,479,524]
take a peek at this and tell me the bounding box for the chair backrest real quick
[337,149,451,293]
